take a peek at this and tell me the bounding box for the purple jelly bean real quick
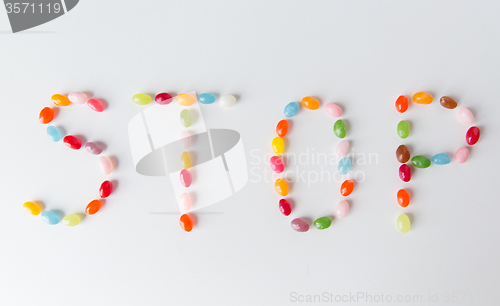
[85,142,103,155]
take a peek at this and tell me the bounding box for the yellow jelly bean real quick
[51,94,71,106]
[301,96,320,110]
[412,92,433,104]
[275,178,289,196]
[177,93,196,106]
[272,137,285,155]
[62,214,81,227]
[23,201,41,215]
[180,151,192,169]
[397,214,411,233]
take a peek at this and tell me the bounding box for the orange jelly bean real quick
[39,107,54,124]
[395,95,408,113]
[85,200,102,215]
[301,96,320,110]
[179,214,193,232]
[340,180,354,197]
[51,94,71,106]
[397,189,410,207]
[412,92,433,104]
[276,119,289,137]
[275,178,289,196]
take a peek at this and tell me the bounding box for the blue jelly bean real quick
[198,93,216,104]
[41,211,61,225]
[284,102,299,118]
[47,126,62,142]
[432,153,451,165]
[338,157,351,175]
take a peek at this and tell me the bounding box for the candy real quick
[180,109,193,127]
[51,94,71,106]
[412,92,433,104]
[397,120,410,139]
[275,178,289,196]
[336,200,349,218]
[466,126,480,145]
[333,119,347,138]
[284,102,299,118]
[39,107,54,124]
[272,137,285,155]
[177,93,196,106]
[41,211,61,225]
[336,140,349,158]
[155,92,173,105]
[219,95,236,107]
[87,98,104,112]
[85,200,101,215]
[395,95,408,113]
[340,180,354,196]
[291,218,309,232]
[458,108,474,124]
[85,142,103,155]
[411,155,431,168]
[63,135,82,150]
[338,157,351,175]
[68,92,87,104]
[440,96,458,109]
[198,93,216,104]
[270,156,284,173]
[132,93,152,105]
[455,147,469,163]
[279,199,291,216]
[179,193,192,211]
[179,214,193,232]
[62,214,80,227]
[397,214,411,233]
[23,201,41,215]
[397,189,410,207]
[396,145,411,163]
[431,153,451,165]
[180,169,192,187]
[179,131,192,149]
[313,216,332,230]
[399,164,411,182]
[99,180,113,198]
[180,151,192,169]
[99,156,114,175]
[46,126,63,142]
[276,119,289,137]
[301,96,320,110]
[325,103,342,117]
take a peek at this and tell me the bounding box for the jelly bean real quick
[180,169,192,187]
[325,103,342,117]
[85,200,101,215]
[279,199,291,216]
[180,151,193,169]
[179,131,192,149]
[270,156,284,173]
[440,96,457,109]
[23,201,41,215]
[132,93,152,105]
[155,92,173,105]
[395,95,408,113]
[276,119,289,137]
[99,156,114,175]
[219,94,236,107]
[458,107,474,124]
[198,93,216,104]
[455,147,469,163]
[340,180,354,196]
[301,96,320,110]
[52,94,71,106]
[68,92,87,104]
[432,153,451,165]
[284,102,299,118]
[397,120,410,139]
[313,216,332,230]
[466,126,480,145]
[336,200,349,218]
[412,92,433,104]
[291,218,309,232]
[85,142,103,155]
[39,107,54,124]
[99,180,113,198]
[275,178,289,196]
[63,135,82,150]
[336,140,349,158]
[41,211,61,225]
[333,119,347,138]
[177,93,196,106]
[62,214,80,227]
[180,109,193,127]
[46,126,63,142]
[338,157,351,175]
[396,145,411,163]
[87,98,104,112]
[179,214,193,232]
[397,189,410,208]
[411,155,431,168]
[179,193,192,211]
[399,164,411,182]
[272,137,285,155]
[397,214,411,233]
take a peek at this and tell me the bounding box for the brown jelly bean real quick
[396,145,411,163]
[440,96,458,109]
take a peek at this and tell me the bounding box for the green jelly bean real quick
[397,120,410,139]
[313,216,332,230]
[132,93,152,105]
[180,109,193,127]
[333,119,347,138]
[411,155,431,168]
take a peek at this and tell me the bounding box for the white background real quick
[1,1,499,305]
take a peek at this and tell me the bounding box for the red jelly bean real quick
[466,126,480,145]
[397,189,410,207]
[179,214,193,232]
[276,119,289,137]
[85,200,102,215]
[395,95,408,113]
[63,135,82,150]
[399,164,411,182]
[155,92,173,105]
[99,180,113,198]
[340,180,354,196]
[279,199,292,216]
[39,107,54,124]
[87,98,105,112]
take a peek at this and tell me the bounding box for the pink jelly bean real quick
[455,147,469,163]
[270,156,284,173]
[180,169,192,187]
[291,218,309,232]
[325,103,342,117]
[399,164,411,182]
[458,107,474,124]
[68,92,88,104]
[99,156,114,175]
[336,140,349,158]
[85,142,103,155]
[179,193,192,211]
[336,200,349,218]
[87,98,104,112]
